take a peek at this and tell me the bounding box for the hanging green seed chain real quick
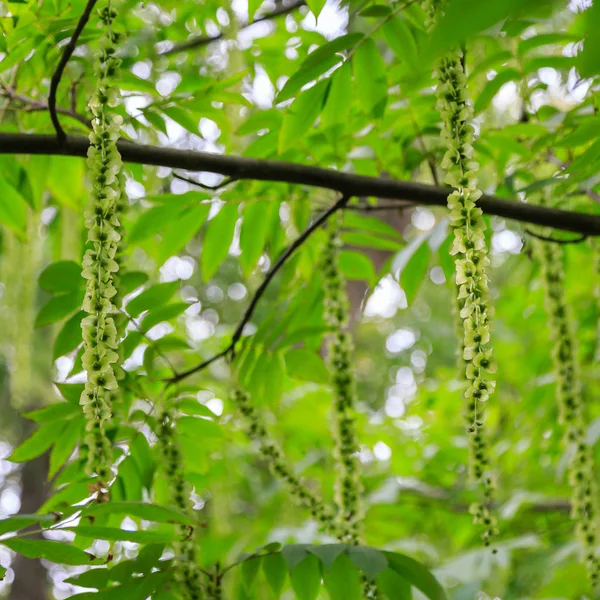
[425,0,498,548]
[231,388,345,538]
[157,409,205,600]
[79,0,125,483]
[322,221,362,545]
[533,221,600,587]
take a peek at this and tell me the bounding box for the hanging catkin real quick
[425,0,499,548]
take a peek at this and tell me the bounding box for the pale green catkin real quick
[157,409,205,600]
[533,218,600,587]
[425,0,499,548]
[80,0,125,483]
[231,387,342,538]
[322,220,362,545]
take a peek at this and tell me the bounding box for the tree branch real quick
[161,0,306,55]
[169,195,349,383]
[2,132,600,236]
[48,0,99,142]
[1,86,91,128]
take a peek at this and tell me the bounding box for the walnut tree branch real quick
[48,0,99,142]
[168,195,350,383]
[1,85,91,128]
[161,0,306,55]
[2,133,600,236]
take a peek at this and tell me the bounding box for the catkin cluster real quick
[425,0,498,547]
[534,234,600,586]
[80,1,125,482]
[231,388,339,537]
[322,222,362,544]
[157,409,204,599]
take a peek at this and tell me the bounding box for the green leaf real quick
[353,38,387,119]
[474,69,521,114]
[279,80,328,154]
[262,552,287,597]
[239,201,272,275]
[284,348,330,384]
[347,546,388,579]
[303,34,362,70]
[141,303,189,332]
[1,538,100,566]
[176,397,217,418]
[384,551,447,600]
[307,544,347,570]
[201,202,239,280]
[282,544,311,571]
[23,402,79,423]
[518,32,579,56]
[339,250,377,283]
[67,526,181,544]
[377,568,412,600]
[119,271,150,295]
[9,424,58,462]
[323,553,362,600]
[162,107,199,135]
[0,175,28,235]
[85,502,194,525]
[154,204,211,264]
[290,554,321,600]
[56,383,85,405]
[70,571,169,600]
[0,514,57,536]
[49,417,81,478]
[306,0,326,19]
[0,566,6,581]
[426,0,550,59]
[360,5,392,17]
[53,310,85,359]
[35,290,83,328]
[342,231,402,251]
[321,62,352,128]
[277,56,341,104]
[241,556,262,591]
[39,261,83,293]
[126,282,179,317]
[129,203,186,244]
[523,55,574,73]
[393,233,432,305]
[178,416,224,440]
[383,17,419,73]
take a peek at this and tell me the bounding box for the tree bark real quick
[8,422,50,600]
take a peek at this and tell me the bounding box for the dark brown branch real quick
[161,0,306,55]
[173,172,237,191]
[2,133,600,236]
[169,195,349,383]
[1,86,91,128]
[525,229,588,245]
[48,0,99,142]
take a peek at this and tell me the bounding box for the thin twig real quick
[48,0,99,142]
[1,85,91,128]
[525,229,588,245]
[168,195,350,384]
[350,202,413,212]
[173,172,237,192]
[162,0,306,55]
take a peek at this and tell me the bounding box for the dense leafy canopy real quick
[0,0,599,598]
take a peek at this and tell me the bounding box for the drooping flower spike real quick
[79,0,126,483]
[533,212,600,588]
[425,0,499,548]
[156,408,204,599]
[322,218,362,545]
